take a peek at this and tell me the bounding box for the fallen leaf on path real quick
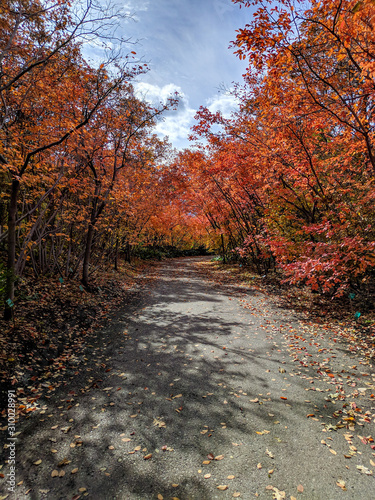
[58,458,71,467]
[329,449,337,455]
[143,453,152,460]
[51,470,59,477]
[71,468,78,474]
[266,449,274,459]
[157,495,163,500]
[297,484,304,492]
[204,474,211,479]
[153,417,166,428]
[227,475,235,479]
[273,490,285,500]
[217,485,228,490]
[257,463,262,469]
[33,460,42,465]
[325,424,338,431]
[356,465,373,475]
[336,480,346,491]
[202,460,211,465]
[122,438,131,442]
[215,455,224,461]
[207,453,215,460]
[233,493,241,498]
[265,485,285,499]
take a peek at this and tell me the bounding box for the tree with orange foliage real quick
[182,0,375,297]
[0,0,147,319]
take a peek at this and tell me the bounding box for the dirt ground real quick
[1,257,374,499]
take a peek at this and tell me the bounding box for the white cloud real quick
[154,106,196,145]
[118,0,149,21]
[135,82,196,147]
[135,82,182,106]
[134,83,241,148]
[206,92,239,118]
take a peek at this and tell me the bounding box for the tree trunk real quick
[114,236,119,271]
[124,241,131,263]
[221,233,226,264]
[4,179,19,320]
[81,170,104,288]
[82,223,95,288]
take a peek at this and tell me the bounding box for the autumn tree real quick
[0,0,146,319]
[71,90,176,287]
[179,0,375,297]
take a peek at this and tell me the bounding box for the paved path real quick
[1,257,374,499]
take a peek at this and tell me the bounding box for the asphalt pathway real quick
[1,257,374,499]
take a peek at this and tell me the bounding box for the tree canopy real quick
[1,0,374,321]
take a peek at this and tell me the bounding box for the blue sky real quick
[115,0,251,149]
